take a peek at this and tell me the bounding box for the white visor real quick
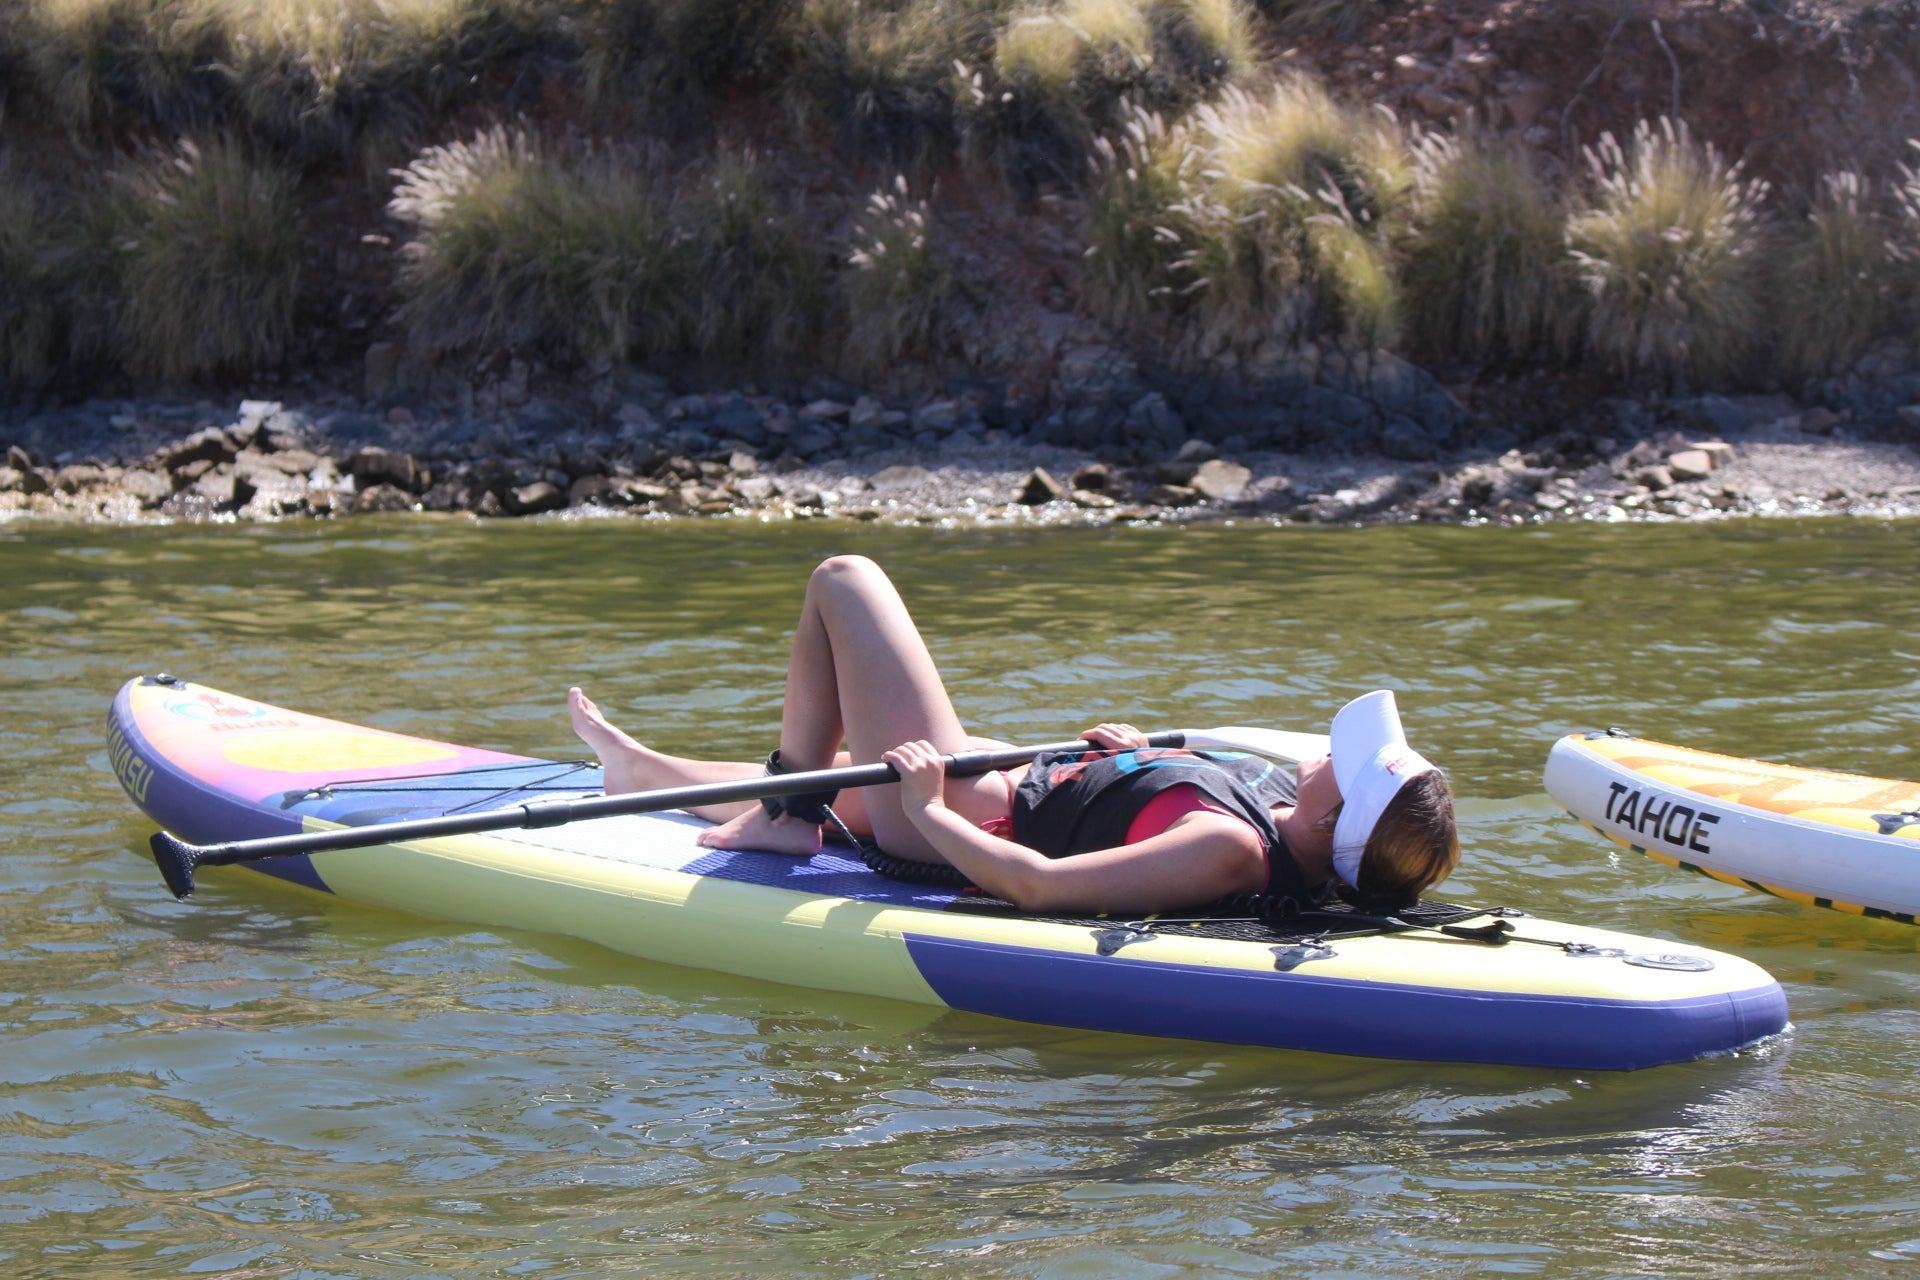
[1329,690,1436,887]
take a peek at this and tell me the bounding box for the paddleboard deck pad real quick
[110,676,1789,1069]
[1547,729,1920,923]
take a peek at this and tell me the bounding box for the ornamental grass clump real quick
[1145,0,1253,92]
[785,0,987,175]
[673,151,825,367]
[109,137,305,381]
[390,127,681,366]
[22,0,549,167]
[0,166,69,388]
[1566,117,1768,387]
[1774,171,1899,383]
[1403,128,1570,365]
[1081,104,1204,327]
[1177,77,1412,350]
[840,175,959,374]
[585,0,796,136]
[980,0,1247,194]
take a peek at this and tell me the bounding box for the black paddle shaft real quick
[149,731,1186,899]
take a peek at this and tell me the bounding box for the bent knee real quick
[814,554,881,582]
[810,555,890,601]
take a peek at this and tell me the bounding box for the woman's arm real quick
[884,740,1267,915]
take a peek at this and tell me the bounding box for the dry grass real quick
[1079,76,1413,352]
[1773,170,1897,382]
[840,175,959,373]
[110,137,305,381]
[0,163,68,388]
[20,0,548,167]
[1182,77,1410,349]
[391,131,822,370]
[1566,117,1768,387]
[1403,128,1570,365]
[584,0,797,137]
[674,150,825,367]
[785,0,991,174]
[1081,104,1204,326]
[390,128,679,364]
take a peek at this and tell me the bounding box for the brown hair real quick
[1354,770,1459,909]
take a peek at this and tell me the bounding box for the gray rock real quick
[911,400,962,432]
[1189,459,1252,501]
[789,423,838,457]
[352,446,423,492]
[1016,467,1064,505]
[53,464,107,493]
[509,480,568,514]
[713,399,768,445]
[1147,483,1201,507]
[1363,351,1425,411]
[1380,416,1438,461]
[1070,462,1115,492]
[354,483,417,513]
[1666,449,1714,482]
[871,464,932,490]
[1124,392,1187,451]
[158,427,236,472]
[364,342,401,398]
[803,399,851,422]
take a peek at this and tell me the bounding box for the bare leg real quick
[695,556,1008,860]
[566,687,850,854]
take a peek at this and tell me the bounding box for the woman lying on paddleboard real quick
[569,555,1458,914]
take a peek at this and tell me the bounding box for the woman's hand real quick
[1082,722,1150,751]
[884,739,948,813]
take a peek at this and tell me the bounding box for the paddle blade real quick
[150,830,200,900]
[1184,726,1331,762]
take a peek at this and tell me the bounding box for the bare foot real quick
[568,687,658,795]
[695,805,823,856]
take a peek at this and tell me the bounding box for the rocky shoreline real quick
[6,368,1920,531]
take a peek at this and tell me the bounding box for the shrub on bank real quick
[1566,117,1767,388]
[1403,129,1570,366]
[109,138,305,381]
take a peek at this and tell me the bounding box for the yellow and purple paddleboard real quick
[110,676,1789,1069]
[1547,730,1920,923]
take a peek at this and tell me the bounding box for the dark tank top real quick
[1010,748,1319,901]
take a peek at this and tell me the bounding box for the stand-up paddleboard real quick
[109,676,1789,1069]
[1546,729,1920,923]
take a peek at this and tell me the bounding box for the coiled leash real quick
[759,750,974,888]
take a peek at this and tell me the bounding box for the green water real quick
[6,515,1920,1277]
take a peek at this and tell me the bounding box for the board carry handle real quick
[148,724,1331,899]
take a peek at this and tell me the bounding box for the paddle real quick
[148,725,1331,899]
